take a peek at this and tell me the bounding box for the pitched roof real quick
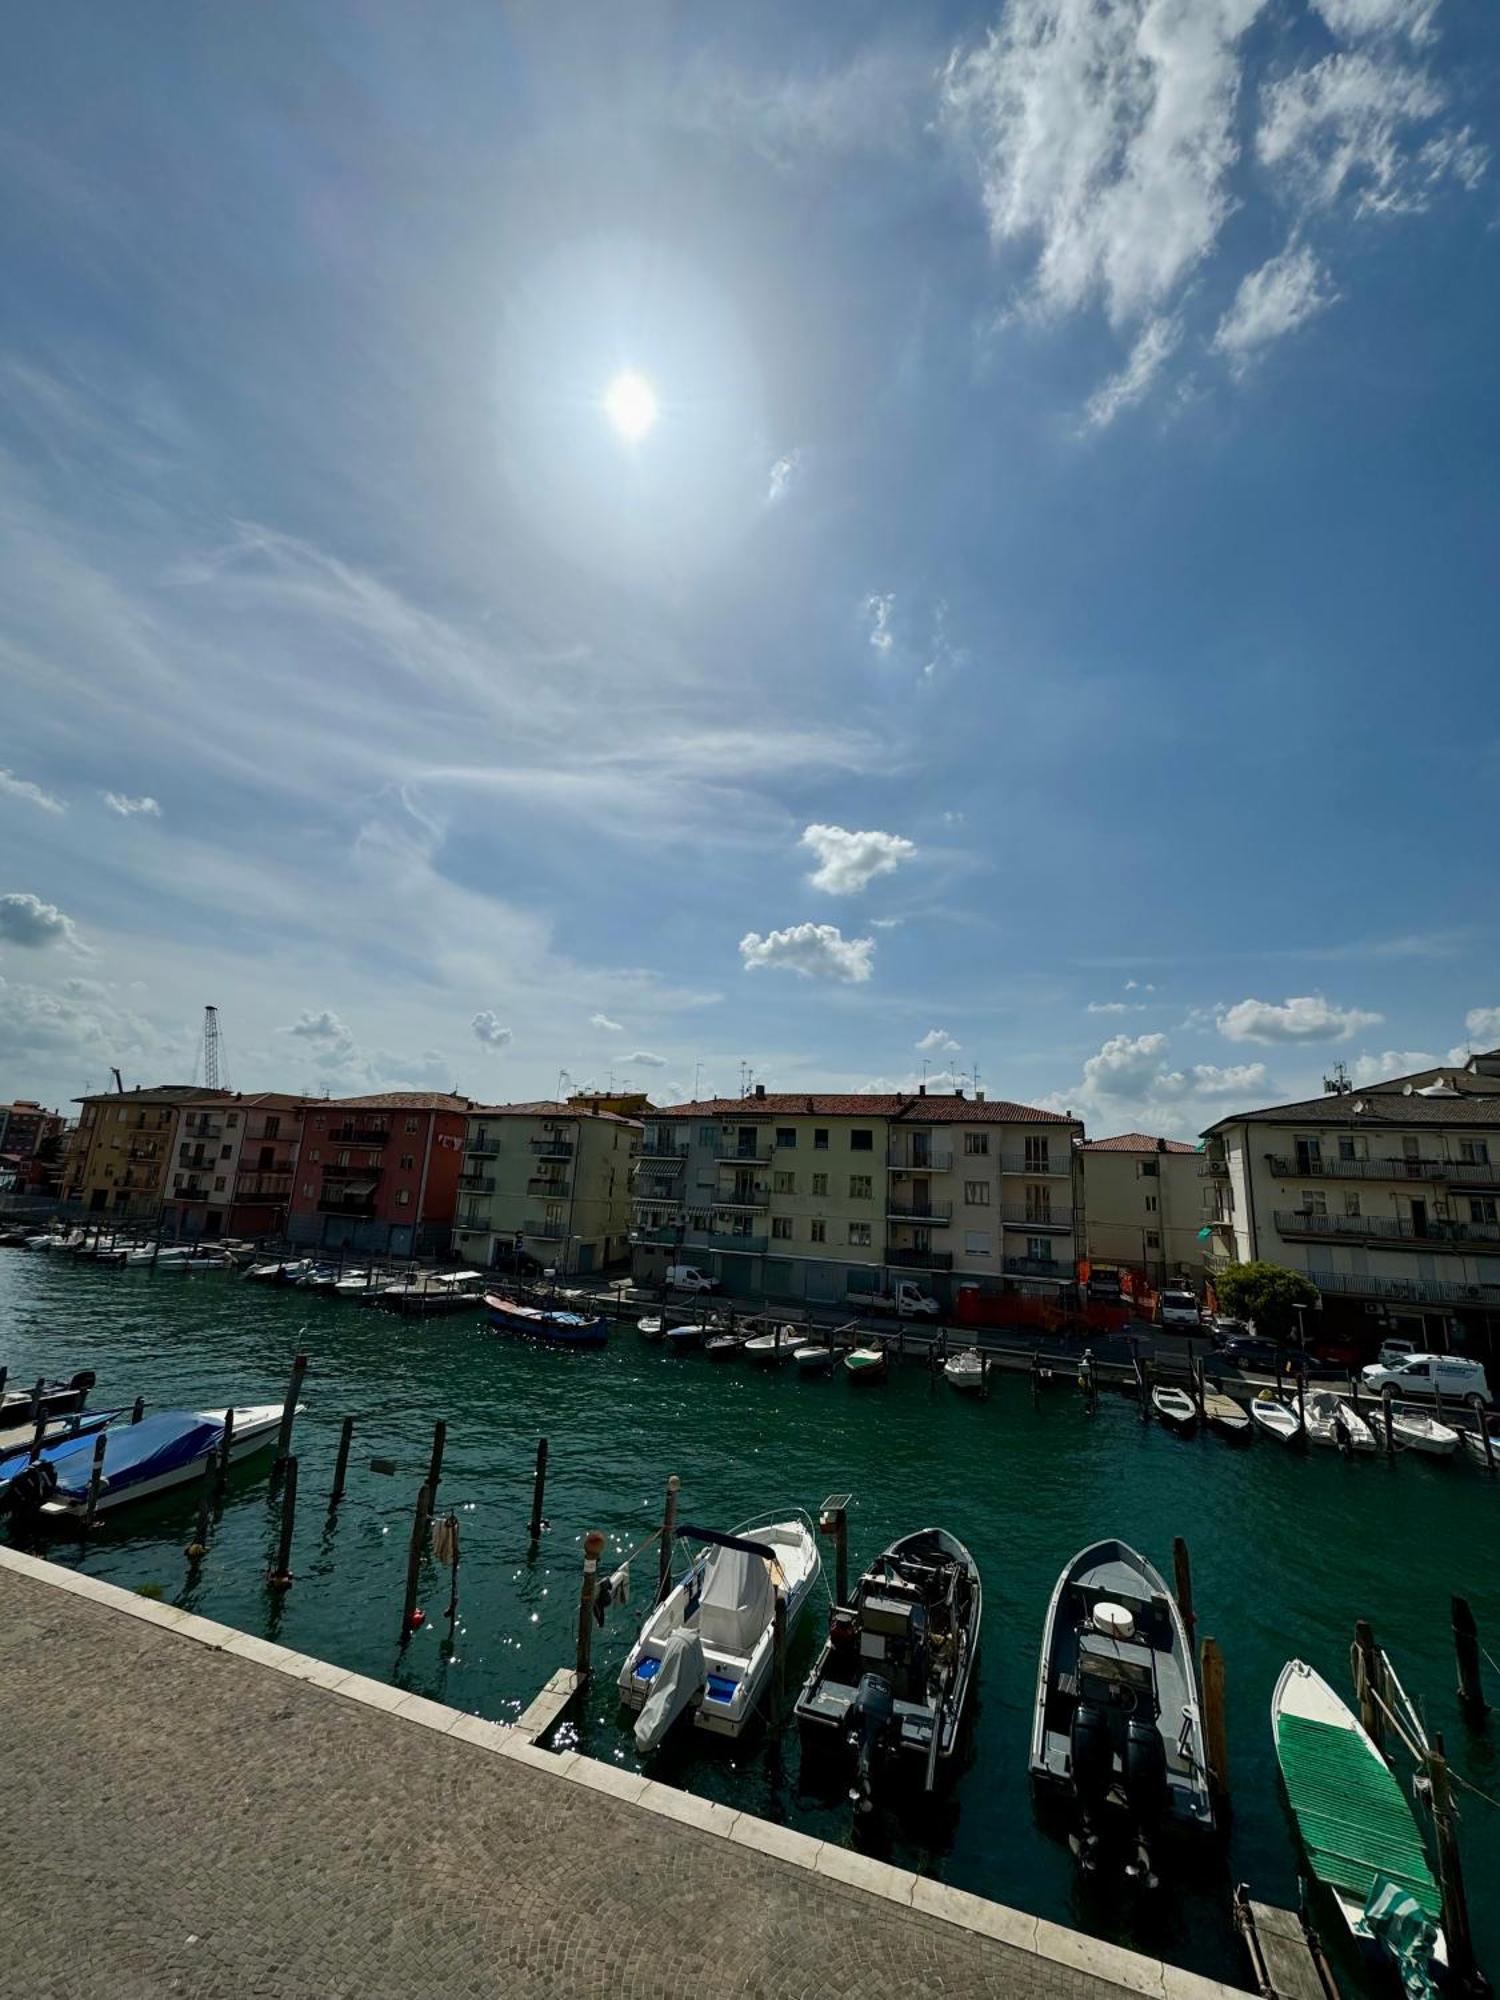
[467,1100,640,1126]
[320,1092,474,1111]
[73,1084,233,1105]
[1079,1132,1196,1154]
[1203,1087,1500,1135]
[649,1093,1076,1126]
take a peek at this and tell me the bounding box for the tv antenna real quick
[1323,1061,1352,1096]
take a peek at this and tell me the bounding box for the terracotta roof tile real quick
[1079,1132,1196,1154]
[648,1093,1076,1125]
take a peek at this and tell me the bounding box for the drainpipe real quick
[413,1114,436,1261]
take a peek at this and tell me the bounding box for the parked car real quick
[1361,1353,1490,1403]
[1157,1288,1202,1332]
[1377,1337,1419,1370]
[1209,1334,1342,1379]
[860,1280,941,1317]
[1207,1316,1250,1344]
[665,1263,719,1294]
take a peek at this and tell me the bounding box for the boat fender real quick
[1123,1717,1167,1824]
[1070,1702,1113,1806]
[1092,1601,1135,1641]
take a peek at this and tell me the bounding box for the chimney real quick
[918,1083,926,1096]
[753,1082,765,1100]
[955,1087,964,1099]
[975,1089,985,1104]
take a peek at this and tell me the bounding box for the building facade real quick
[1077,1133,1202,1284]
[1201,1050,1500,1359]
[630,1087,1082,1305]
[453,1101,640,1275]
[0,1100,64,1163]
[285,1092,472,1258]
[62,1086,231,1217]
[161,1093,307,1241]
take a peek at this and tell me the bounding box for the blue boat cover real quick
[0,1426,109,1491]
[49,1411,223,1500]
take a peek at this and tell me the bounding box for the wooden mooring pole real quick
[1473,1395,1496,1475]
[528,1437,549,1542]
[268,1455,297,1589]
[399,1480,433,1644]
[1200,1635,1229,1811]
[819,1495,850,1606]
[271,1351,308,1487]
[1382,1387,1396,1457]
[659,1474,680,1598]
[1452,1595,1488,1720]
[575,1528,607,1678]
[1353,1619,1383,1751]
[83,1432,107,1529]
[186,1453,215,1561]
[426,1418,447,1497]
[328,1415,355,1508]
[772,1592,788,1734]
[1173,1536,1196,1648]
[1427,1732,1486,1998]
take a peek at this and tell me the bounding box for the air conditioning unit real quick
[1363,1302,1382,1315]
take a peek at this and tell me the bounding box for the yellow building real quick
[64,1086,230,1218]
[454,1100,641,1276]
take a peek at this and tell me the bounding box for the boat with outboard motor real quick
[245,1257,315,1285]
[0,1404,115,1462]
[944,1349,986,1395]
[483,1293,607,1346]
[844,1345,888,1384]
[794,1342,834,1372]
[1151,1385,1198,1433]
[744,1325,800,1365]
[636,1314,665,1342]
[663,1319,708,1351]
[9,1404,292,1521]
[796,1527,980,1808]
[1029,1539,1215,1882]
[1387,1406,1460,1456]
[620,1511,821,1747]
[1463,1414,1500,1468]
[1249,1391,1302,1444]
[1305,1391,1377,1451]
[0,1371,95,1432]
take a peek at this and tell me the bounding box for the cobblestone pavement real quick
[1,1563,1191,2000]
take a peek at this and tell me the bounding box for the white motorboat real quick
[620,1512,821,1747]
[332,1269,380,1297]
[27,1403,293,1520]
[245,1258,315,1285]
[794,1343,834,1372]
[1249,1391,1302,1444]
[636,1315,665,1341]
[1305,1392,1377,1451]
[1387,1407,1460,1457]
[944,1349,986,1394]
[1463,1415,1500,1469]
[744,1325,799,1365]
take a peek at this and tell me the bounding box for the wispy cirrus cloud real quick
[103,792,162,818]
[0,769,64,815]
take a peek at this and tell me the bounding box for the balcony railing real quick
[317,1196,378,1218]
[236,1173,292,1199]
[1268,1154,1454,1184]
[127,1146,160,1163]
[237,1157,296,1180]
[636,1147,687,1166]
[888,1247,954,1271]
[703,1231,768,1254]
[329,1125,391,1145]
[1304,1270,1499,1307]
[1000,1204,1073,1231]
[886,1146,954,1173]
[173,1178,211,1198]
[631,1225,682,1247]
[1004,1256,1066,1279]
[528,1176,571,1198]
[1000,1155,1070,1177]
[466,1140,500,1159]
[713,1145,774,1166]
[181,1119,223,1141]
[529,1138,574,1159]
[1274,1209,1500,1247]
[714,1189,769,1213]
[634,1178,685,1204]
[886,1199,953,1224]
[458,1173,496,1194]
[324,1163,383,1184]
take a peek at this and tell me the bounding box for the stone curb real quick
[0,1546,1245,2000]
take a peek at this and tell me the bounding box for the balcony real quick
[530,1138,574,1160]
[127,1146,160,1163]
[1303,1270,1499,1307]
[1004,1256,1066,1280]
[329,1124,391,1145]
[236,1172,292,1199]
[317,1195,378,1218]
[1274,1209,1500,1248]
[458,1173,496,1194]
[886,1145,954,1173]
[1000,1205,1073,1232]
[467,1140,500,1160]
[713,1188,770,1213]
[237,1157,296,1180]
[636,1146,687,1166]
[528,1176,571,1199]
[883,1246,951,1271]
[524,1221,567,1240]
[174,1178,211,1198]
[1268,1154,1454,1184]
[324,1163,382,1184]
[703,1231,768,1254]
[634,1177,685,1204]
[886,1199,953,1224]
[181,1119,223,1141]
[1000,1155,1070,1178]
[714,1145,774,1167]
[631,1225,683,1247]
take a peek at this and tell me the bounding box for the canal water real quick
[4,1254,1497,1987]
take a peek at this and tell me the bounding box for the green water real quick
[4,1255,1497,1986]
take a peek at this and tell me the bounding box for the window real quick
[810,1219,827,1244]
[964,1180,990,1206]
[772,1216,793,1241]
[1024,1137,1050,1171]
[965,1132,989,1156]
[1470,1198,1498,1224]
[396,1189,411,1207]
[811,1172,828,1197]
[265,1116,280,1139]
[774,1170,795,1194]
[401,1154,415,1171]
[302,1182,313,1198]
[226,1112,238,1127]
[214,1176,226,1192]
[963,1229,992,1257]
[1337,1135,1366,1162]
[1145,1230,1160,1250]
[775,1127,796,1149]
[698,1124,716,1147]
[847,1221,872,1247]
[1461,1140,1491,1165]
[1025,1185,1052,1224]
[1300,1191,1327,1216]
[220,1144,232,1159]
[1026,1236,1054,1262]
[1138,1159,1158,1178]
[313,1115,324,1130]
[310,1149,321,1164]
[406,1117,419,1133]
[1144,1194,1158,1213]
[814,1128,829,1150]
[850,1129,873,1152]
[337,1150,350,1168]
[1345,1193,1362,1218]
[849,1174,873,1199]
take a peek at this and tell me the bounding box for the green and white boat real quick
[844,1345,888,1384]
[1272,1660,1444,1978]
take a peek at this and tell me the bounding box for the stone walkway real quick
[0,1552,1242,2000]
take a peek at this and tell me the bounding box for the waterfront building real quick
[161,1092,307,1241]
[1077,1133,1203,1284]
[285,1092,473,1258]
[62,1085,231,1218]
[0,1100,64,1163]
[454,1100,640,1276]
[1201,1048,1500,1358]
[630,1086,1082,1307]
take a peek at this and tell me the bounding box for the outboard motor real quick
[847,1672,895,1815]
[1069,1702,1112,1872]
[1122,1718,1167,1890]
[5,1456,59,1520]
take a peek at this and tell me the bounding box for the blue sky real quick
[2,0,1497,1136]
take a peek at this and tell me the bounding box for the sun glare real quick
[603,370,658,442]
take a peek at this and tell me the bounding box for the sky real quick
[1,0,1497,1139]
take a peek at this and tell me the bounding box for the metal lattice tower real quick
[203,1005,223,1091]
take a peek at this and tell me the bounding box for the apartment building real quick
[630,1086,1082,1305]
[160,1092,307,1240]
[1077,1133,1202,1284]
[0,1100,64,1162]
[453,1100,640,1276]
[62,1086,232,1217]
[286,1092,472,1258]
[1201,1049,1500,1358]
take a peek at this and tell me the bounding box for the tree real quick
[1213,1261,1321,1343]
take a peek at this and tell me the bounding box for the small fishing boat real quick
[1030,1539,1215,1879]
[483,1293,608,1346]
[0,1405,116,1463]
[845,1345,888,1384]
[794,1343,834,1373]
[944,1349,986,1395]
[0,1371,95,1431]
[744,1325,799,1365]
[1463,1414,1500,1469]
[1250,1391,1302,1445]
[636,1315,665,1342]
[384,1270,485,1315]
[620,1512,821,1747]
[796,1527,981,1806]
[1273,1660,1443,1977]
[1305,1391,1377,1451]
[704,1329,746,1361]
[332,1269,380,1298]
[245,1257,315,1285]
[294,1262,344,1292]
[1151,1384,1198,1433]
[16,1404,291,1521]
[663,1320,707,1351]
[159,1250,231,1273]
[1202,1388,1250,1440]
[1387,1407,1460,1457]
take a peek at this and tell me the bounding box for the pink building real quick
[287,1093,473,1258]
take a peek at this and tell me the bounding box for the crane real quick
[202,1005,224,1091]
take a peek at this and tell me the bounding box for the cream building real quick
[1077,1133,1204,1284]
[62,1085,230,1218]
[454,1100,640,1276]
[630,1086,1082,1306]
[1201,1049,1500,1358]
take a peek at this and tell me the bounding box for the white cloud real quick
[0,769,64,814]
[1310,0,1438,45]
[590,1012,624,1033]
[739,922,875,984]
[1217,993,1382,1043]
[283,1008,356,1057]
[0,891,80,950]
[1081,317,1182,431]
[1087,1001,1132,1014]
[1154,1061,1271,1099]
[471,1010,513,1048]
[1214,242,1338,370]
[916,1028,961,1055]
[103,792,162,817]
[864,593,894,653]
[1257,52,1481,216]
[1463,1006,1500,1045]
[1047,1029,1270,1135]
[1082,1032,1171,1097]
[801,823,917,895]
[622,1049,667,1068]
[767,449,801,502]
[1350,1049,1434,1084]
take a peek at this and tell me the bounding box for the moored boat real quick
[1250,1390,1302,1444]
[663,1320,707,1351]
[16,1404,291,1521]
[0,1405,116,1468]
[1030,1539,1215,1879]
[1463,1414,1500,1469]
[796,1526,981,1806]
[744,1325,799,1365]
[703,1330,746,1361]
[794,1343,834,1372]
[245,1257,315,1285]
[944,1349,985,1395]
[1306,1391,1377,1451]
[844,1345,888,1384]
[636,1314,665,1342]
[0,1371,95,1432]
[484,1293,607,1346]
[1151,1384,1197,1433]
[1202,1388,1250,1440]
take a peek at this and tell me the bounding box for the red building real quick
[287,1092,473,1258]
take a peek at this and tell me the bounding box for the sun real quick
[602,370,658,442]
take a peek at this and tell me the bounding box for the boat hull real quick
[38,1406,287,1519]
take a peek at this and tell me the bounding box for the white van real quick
[1361,1353,1490,1403]
[1158,1289,1202,1332]
[665,1264,718,1294]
